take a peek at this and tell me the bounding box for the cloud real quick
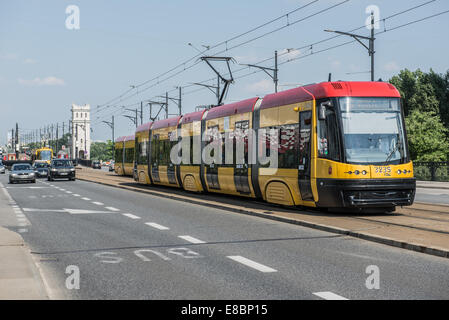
[245,79,275,95]
[18,76,66,86]
[384,61,400,72]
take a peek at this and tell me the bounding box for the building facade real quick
[71,104,91,160]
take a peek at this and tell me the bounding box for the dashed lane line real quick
[81,197,91,201]
[145,222,170,230]
[178,235,206,244]
[313,292,349,300]
[227,256,277,273]
[122,213,141,219]
[105,206,120,212]
[92,201,104,206]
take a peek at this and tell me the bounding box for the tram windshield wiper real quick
[384,140,402,165]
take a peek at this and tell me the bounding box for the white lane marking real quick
[105,206,120,212]
[313,292,349,300]
[145,222,170,230]
[81,197,91,201]
[73,194,80,197]
[122,213,141,219]
[227,256,277,273]
[92,201,104,206]
[18,229,28,233]
[178,235,206,244]
[23,208,65,212]
[23,208,112,214]
[65,191,73,194]
[59,189,66,191]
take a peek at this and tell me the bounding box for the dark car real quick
[9,163,36,183]
[48,159,76,181]
[92,160,101,169]
[33,162,49,178]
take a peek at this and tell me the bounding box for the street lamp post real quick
[325,12,375,81]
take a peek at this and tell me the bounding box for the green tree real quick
[390,69,440,116]
[405,110,449,161]
[90,140,113,161]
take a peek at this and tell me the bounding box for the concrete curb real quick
[77,176,449,260]
[416,181,449,190]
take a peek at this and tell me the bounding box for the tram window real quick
[317,107,340,161]
[279,124,299,169]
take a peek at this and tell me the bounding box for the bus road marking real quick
[227,256,277,273]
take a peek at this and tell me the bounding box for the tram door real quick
[298,111,313,201]
[234,120,251,194]
[205,126,220,190]
[167,131,177,184]
[151,134,161,182]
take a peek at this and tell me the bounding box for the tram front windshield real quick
[40,150,52,161]
[339,97,406,164]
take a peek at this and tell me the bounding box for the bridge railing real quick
[413,162,449,181]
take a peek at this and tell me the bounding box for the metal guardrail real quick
[413,162,449,181]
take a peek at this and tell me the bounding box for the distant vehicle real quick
[0,161,5,174]
[109,161,114,172]
[33,161,49,178]
[92,160,101,169]
[34,147,53,165]
[48,159,75,181]
[9,163,36,184]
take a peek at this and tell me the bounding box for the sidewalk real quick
[417,180,449,190]
[0,183,49,300]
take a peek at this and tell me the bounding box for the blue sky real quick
[1,0,448,145]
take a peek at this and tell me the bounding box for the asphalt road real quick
[415,187,449,205]
[1,172,449,300]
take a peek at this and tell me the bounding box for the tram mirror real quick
[318,103,327,120]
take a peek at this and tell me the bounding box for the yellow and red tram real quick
[125,81,415,211]
[114,135,135,176]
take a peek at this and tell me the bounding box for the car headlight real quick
[29,172,35,176]
[11,173,17,177]
[70,168,75,171]
[51,169,57,172]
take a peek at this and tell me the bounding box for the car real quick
[33,161,49,178]
[0,161,5,174]
[109,162,115,172]
[48,159,76,181]
[92,160,101,169]
[9,163,36,184]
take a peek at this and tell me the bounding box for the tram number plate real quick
[374,166,391,176]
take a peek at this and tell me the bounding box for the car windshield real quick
[339,97,407,164]
[52,160,73,167]
[13,164,31,171]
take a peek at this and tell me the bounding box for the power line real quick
[92,2,447,126]
[94,0,348,114]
